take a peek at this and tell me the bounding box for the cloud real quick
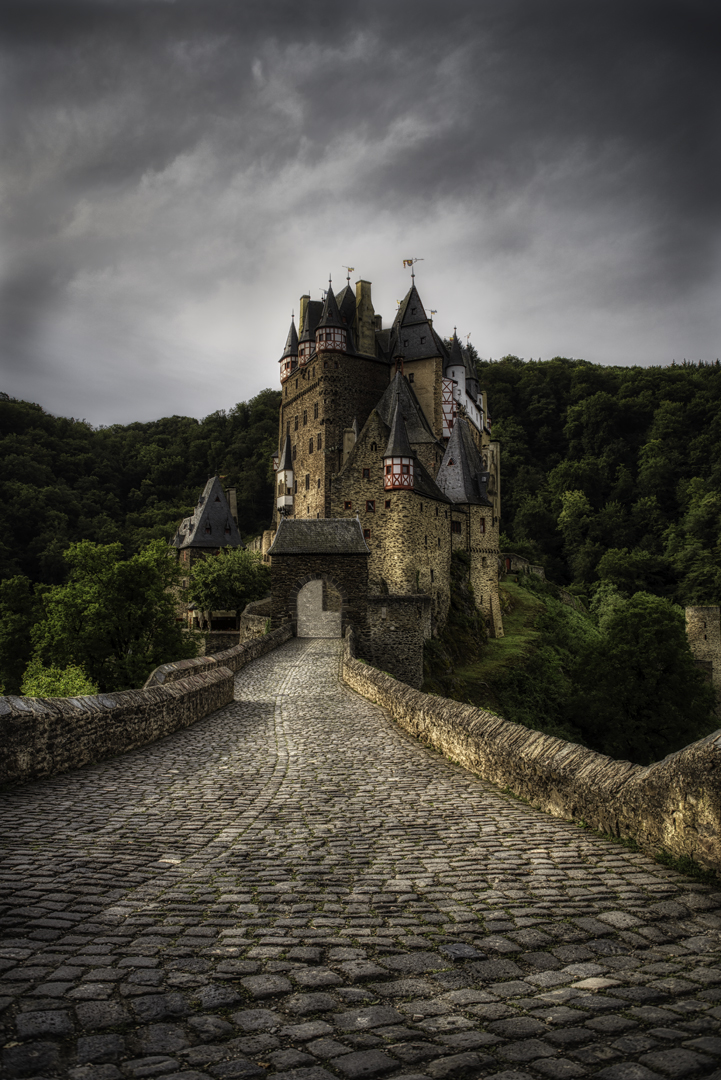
[1,0,720,423]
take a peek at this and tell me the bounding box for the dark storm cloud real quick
[1,0,720,421]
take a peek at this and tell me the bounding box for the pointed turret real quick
[390,284,437,360]
[383,391,415,491]
[279,317,298,382]
[298,298,322,362]
[276,433,294,515]
[316,280,348,353]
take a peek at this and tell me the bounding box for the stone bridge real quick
[1,639,721,1080]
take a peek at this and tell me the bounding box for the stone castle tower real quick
[268,274,504,654]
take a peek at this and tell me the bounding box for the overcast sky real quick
[2,0,720,426]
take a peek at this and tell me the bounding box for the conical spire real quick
[383,391,414,459]
[318,280,343,328]
[280,317,298,360]
[450,328,464,366]
[278,433,293,473]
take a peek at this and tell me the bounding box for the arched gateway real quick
[269,518,369,639]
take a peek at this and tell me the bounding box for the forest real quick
[0,388,281,586]
[479,355,721,607]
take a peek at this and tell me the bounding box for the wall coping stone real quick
[341,627,721,871]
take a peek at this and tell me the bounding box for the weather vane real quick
[402,257,424,281]
[343,266,355,283]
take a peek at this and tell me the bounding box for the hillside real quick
[424,569,717,766]
[0,389,281,584]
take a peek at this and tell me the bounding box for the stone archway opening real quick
[296,577,343,638]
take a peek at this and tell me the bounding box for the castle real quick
[259,273,504,683]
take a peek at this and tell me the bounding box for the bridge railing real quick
[342,626,721,872]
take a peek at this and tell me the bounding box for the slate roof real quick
[280,318,298,360]
[278,433,293,472]
[376,370,439,445]
[269,517,369,555]
[383,395,414,459]
[389,285,440,361]
[170,476,244,549]
[299,300,323,346]
[335,283,356,326]
[318,284,344,329]
[435,418,492,506]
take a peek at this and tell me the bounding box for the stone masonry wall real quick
[0,625,294,786]
[271,554,368,641]
[342,630,721,871]
[366,594,431,688]
[330,410,451,631]
[278,350,390,523]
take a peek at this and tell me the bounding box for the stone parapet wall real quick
[239,597,273,643]
[0,624,294,786]
[342,629,721,871]
[0,668,234,786]
[146,624,293,685]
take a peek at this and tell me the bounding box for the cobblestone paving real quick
[2,638,721,1080]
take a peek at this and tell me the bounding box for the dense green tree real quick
[0,575,40,695]
[21,658,98,698]
[188,548,271,616]
[566,592,717,764]
[31,540,198,692]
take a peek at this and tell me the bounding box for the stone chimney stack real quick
[355,280,376,357]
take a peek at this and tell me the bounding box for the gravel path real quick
[1,637,721,1080]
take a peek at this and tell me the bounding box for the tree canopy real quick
[188,547,271,615]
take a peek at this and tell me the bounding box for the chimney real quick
[299,294,310,336]
[355,280,376,357]
[225,487,238,525]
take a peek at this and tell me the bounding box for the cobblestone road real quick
[2,639,721,1080]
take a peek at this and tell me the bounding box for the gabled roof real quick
[280,318,298,361]
[435,418,493,506]
[376,370,439,445]
[383,395,414,458]
[278,433,293,472]
[348,404,451,504]
[318,283,343,329]
[389,285,439,361]
[170,476,244,549]
[269,517,369,555]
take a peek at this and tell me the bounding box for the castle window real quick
[436,507,439,516]
[438,537,441,548]
[371,442,377,451]
[363,528,371,540]
[430,569,434,582]
[412,307,416,314]
[334,361,340,368]
[317,477,321,488]
[294,416,298,431]
[452,520,462,534]
[420,336,425,344]
[408,373,414,383]
[294,480,297,493]
[303,410,307,425]
[314,402,319,419]
[404,340,409,347]
[309,438,314,453]
[385,499,391,509]
[480,518,486,534]
[385,464,391,475]
[448,458,454,466]
[401,463,409,475]
[324,360,328,368]
[305,474,310,490]
[317,433,322,450]
[424,535,428,546]
[312,367,315,377]
[292,444,297,459]
[344,501,352,510]
[366,500,375,513]
[205,524,211,534]
[363,468,370,479]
